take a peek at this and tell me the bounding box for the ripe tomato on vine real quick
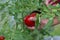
[0,36,5,40]
[24,10,41,29]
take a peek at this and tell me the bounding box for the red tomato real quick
[0,36,5,40]
[24,13,36,27]
[24,11,41,28]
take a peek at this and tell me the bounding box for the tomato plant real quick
[0,0,60,40]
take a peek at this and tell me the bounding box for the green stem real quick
[14,13,18,30]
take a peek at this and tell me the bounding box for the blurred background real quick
[0,0,60,40]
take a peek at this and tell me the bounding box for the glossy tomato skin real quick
[0,36,5,40]
[24,10,41,29]
[24,13,36,27]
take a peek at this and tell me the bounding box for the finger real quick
[53,17,60,26]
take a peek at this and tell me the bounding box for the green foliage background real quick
[0,0,60,40]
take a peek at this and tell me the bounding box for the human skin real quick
[39,17,60,29]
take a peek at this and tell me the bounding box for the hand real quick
[40,17,60,29]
